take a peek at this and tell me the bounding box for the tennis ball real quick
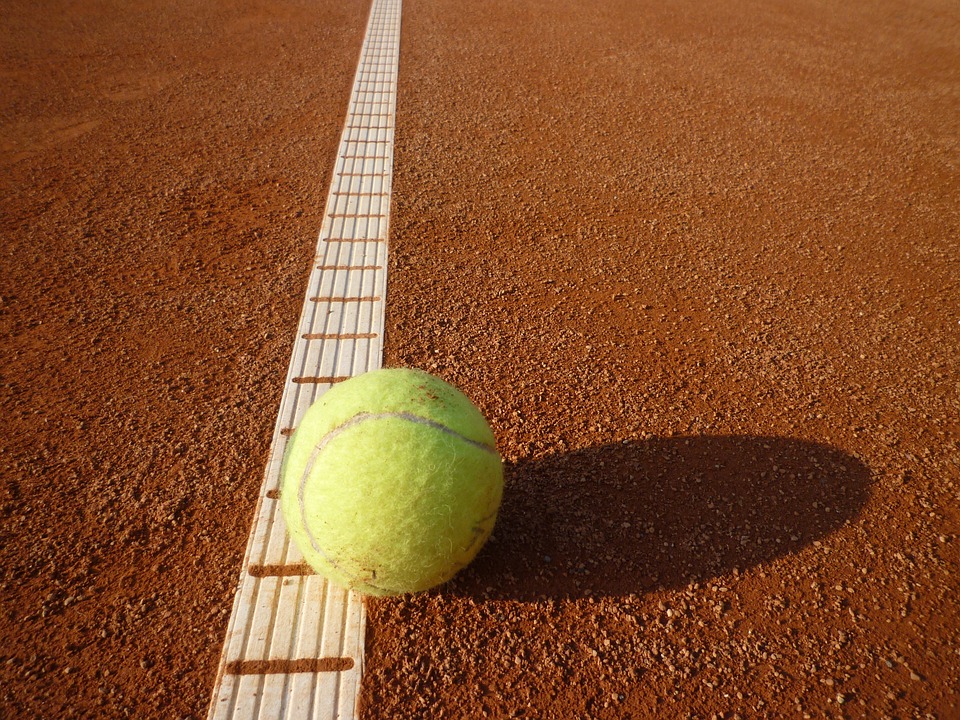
[280,367,503,596]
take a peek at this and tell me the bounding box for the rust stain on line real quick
[292,376,351,385]
[309,295,381,303]
[248,563,315,577]
[225,657,354,675]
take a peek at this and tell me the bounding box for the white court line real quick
[206,1,401,718]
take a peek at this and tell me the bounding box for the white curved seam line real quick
[295,412,499,588]
[303,411,498,460]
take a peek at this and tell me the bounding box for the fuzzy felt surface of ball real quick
[280,367,503,596]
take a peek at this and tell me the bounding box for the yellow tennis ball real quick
[280,367,503,596]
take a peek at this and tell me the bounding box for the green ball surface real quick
[280,367,503,596]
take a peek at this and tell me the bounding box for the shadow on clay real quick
[443,435,872,601]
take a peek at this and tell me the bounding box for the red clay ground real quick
[3,0,960,718]
[1,0,369,716]
[370,0,960,716]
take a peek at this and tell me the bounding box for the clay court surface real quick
[2,0,959,717]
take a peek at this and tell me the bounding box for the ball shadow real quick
[444,435,872,600]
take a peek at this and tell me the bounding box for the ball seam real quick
[295,411,499,593]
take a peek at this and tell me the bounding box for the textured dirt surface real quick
[2,0,959,718]
[365,0,960,718]
[0,0,368,716]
